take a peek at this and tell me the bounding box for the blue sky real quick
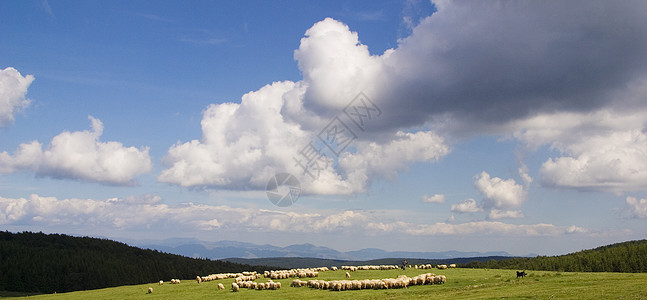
[2,0,647,256]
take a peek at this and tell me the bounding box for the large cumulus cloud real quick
[158,18,449,194]
[159,1,647,195]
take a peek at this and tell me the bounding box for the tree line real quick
[461,239,647,273]
[0,231,270,294]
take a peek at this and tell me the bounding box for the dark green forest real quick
[461,239,647,273]
[0,231,269,294]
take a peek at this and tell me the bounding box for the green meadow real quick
[4,268,646,299]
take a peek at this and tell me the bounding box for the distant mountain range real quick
[129,238,516,261]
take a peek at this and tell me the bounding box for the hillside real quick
[462,239,647,272]
[0,231,270,294]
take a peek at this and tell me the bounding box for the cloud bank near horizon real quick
[0,193,598,239]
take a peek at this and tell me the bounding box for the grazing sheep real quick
[345,272,351,278]
[158,280,163,285]
[433,275,446,284]
[147,287,153,293]
[218,283,224,290]
[449,264,457,268]
[196,276,202,283]
[294,273,447,291]
[231,282,239,292]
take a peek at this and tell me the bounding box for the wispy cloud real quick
[421,194,445,204]
[178,37,228,45]
[127,11,174,23]
[41,0,54,17]
[354,10,385,21]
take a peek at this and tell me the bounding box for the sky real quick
[1,0,647,257]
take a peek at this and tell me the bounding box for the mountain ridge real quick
[130,238,514,260]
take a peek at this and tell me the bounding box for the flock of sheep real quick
[195,271,259,283]
[264,267,326,279]
[290,273,446,291]
[149,264,452,293]
[232,279,282,291]
[341,265,401,271]
[414,264,456,269]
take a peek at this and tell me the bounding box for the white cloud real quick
[488,209,524,220]
[0,116,151,185]
[421,194,445,204]
[293,18,386,115]
[159,28,450,194]
[0,193,594,238]
[540,129,647,193]
[158,81,307,189]
[450,172,527,219]
[450,198,481,213]
[626,196,647,219]
[0,67,34,128]
[512,108,647,193]
[335,130,449,193]
[368,220,590,237]
[475,171,526,210]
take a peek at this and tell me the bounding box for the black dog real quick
[516,271,527,278]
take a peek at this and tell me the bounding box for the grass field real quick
[4,268,647,299]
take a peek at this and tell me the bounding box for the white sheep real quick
[147,287,153,293]
[158,280,163,285]
[217,283,224,290]
[231,282,239,292]
[345,272,351,278]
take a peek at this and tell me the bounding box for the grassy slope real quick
[7,268,647,300]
